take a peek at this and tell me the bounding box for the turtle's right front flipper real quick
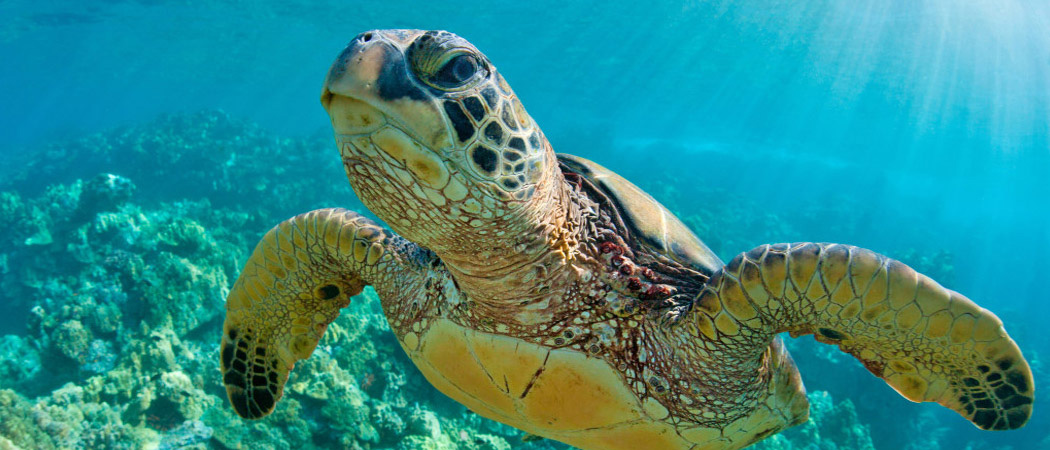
[220,208,426,419]
[696,243,1033,431]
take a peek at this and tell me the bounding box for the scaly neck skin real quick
[431,164,589,324]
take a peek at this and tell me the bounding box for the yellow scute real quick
[563,420,692,450]
[418,320,516,415]
[413,352,516,425]
[413,320,649,434]
[412,321,703,449]
[469,331,547,396]
[519,349,645,431]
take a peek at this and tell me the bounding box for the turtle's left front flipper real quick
[221,208,427,419]
[696,242,1033,430]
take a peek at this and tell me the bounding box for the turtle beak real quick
[321,30,395,110]
[319,87,334,111]
[320,30,451,151]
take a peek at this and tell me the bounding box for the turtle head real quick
[321,30,562,259]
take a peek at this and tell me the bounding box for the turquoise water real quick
[0,1,1046,449]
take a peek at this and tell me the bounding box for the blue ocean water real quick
[0,1,1046,449]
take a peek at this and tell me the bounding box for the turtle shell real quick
[558,154,723,276]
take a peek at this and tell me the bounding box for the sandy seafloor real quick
[0,1,1047,449]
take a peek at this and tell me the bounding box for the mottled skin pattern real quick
[221,29,1034,449]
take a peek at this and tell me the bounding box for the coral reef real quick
[0,335,41,390]
[753,390,875,450]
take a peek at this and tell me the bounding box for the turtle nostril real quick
[361,32,373,42]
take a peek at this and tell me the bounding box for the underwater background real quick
[0,0,1047,449]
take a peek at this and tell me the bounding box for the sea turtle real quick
[220,29,1034,449]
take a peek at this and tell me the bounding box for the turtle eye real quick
[420,51,486,90]
[433,54,480,87]
[409,31,488,91]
